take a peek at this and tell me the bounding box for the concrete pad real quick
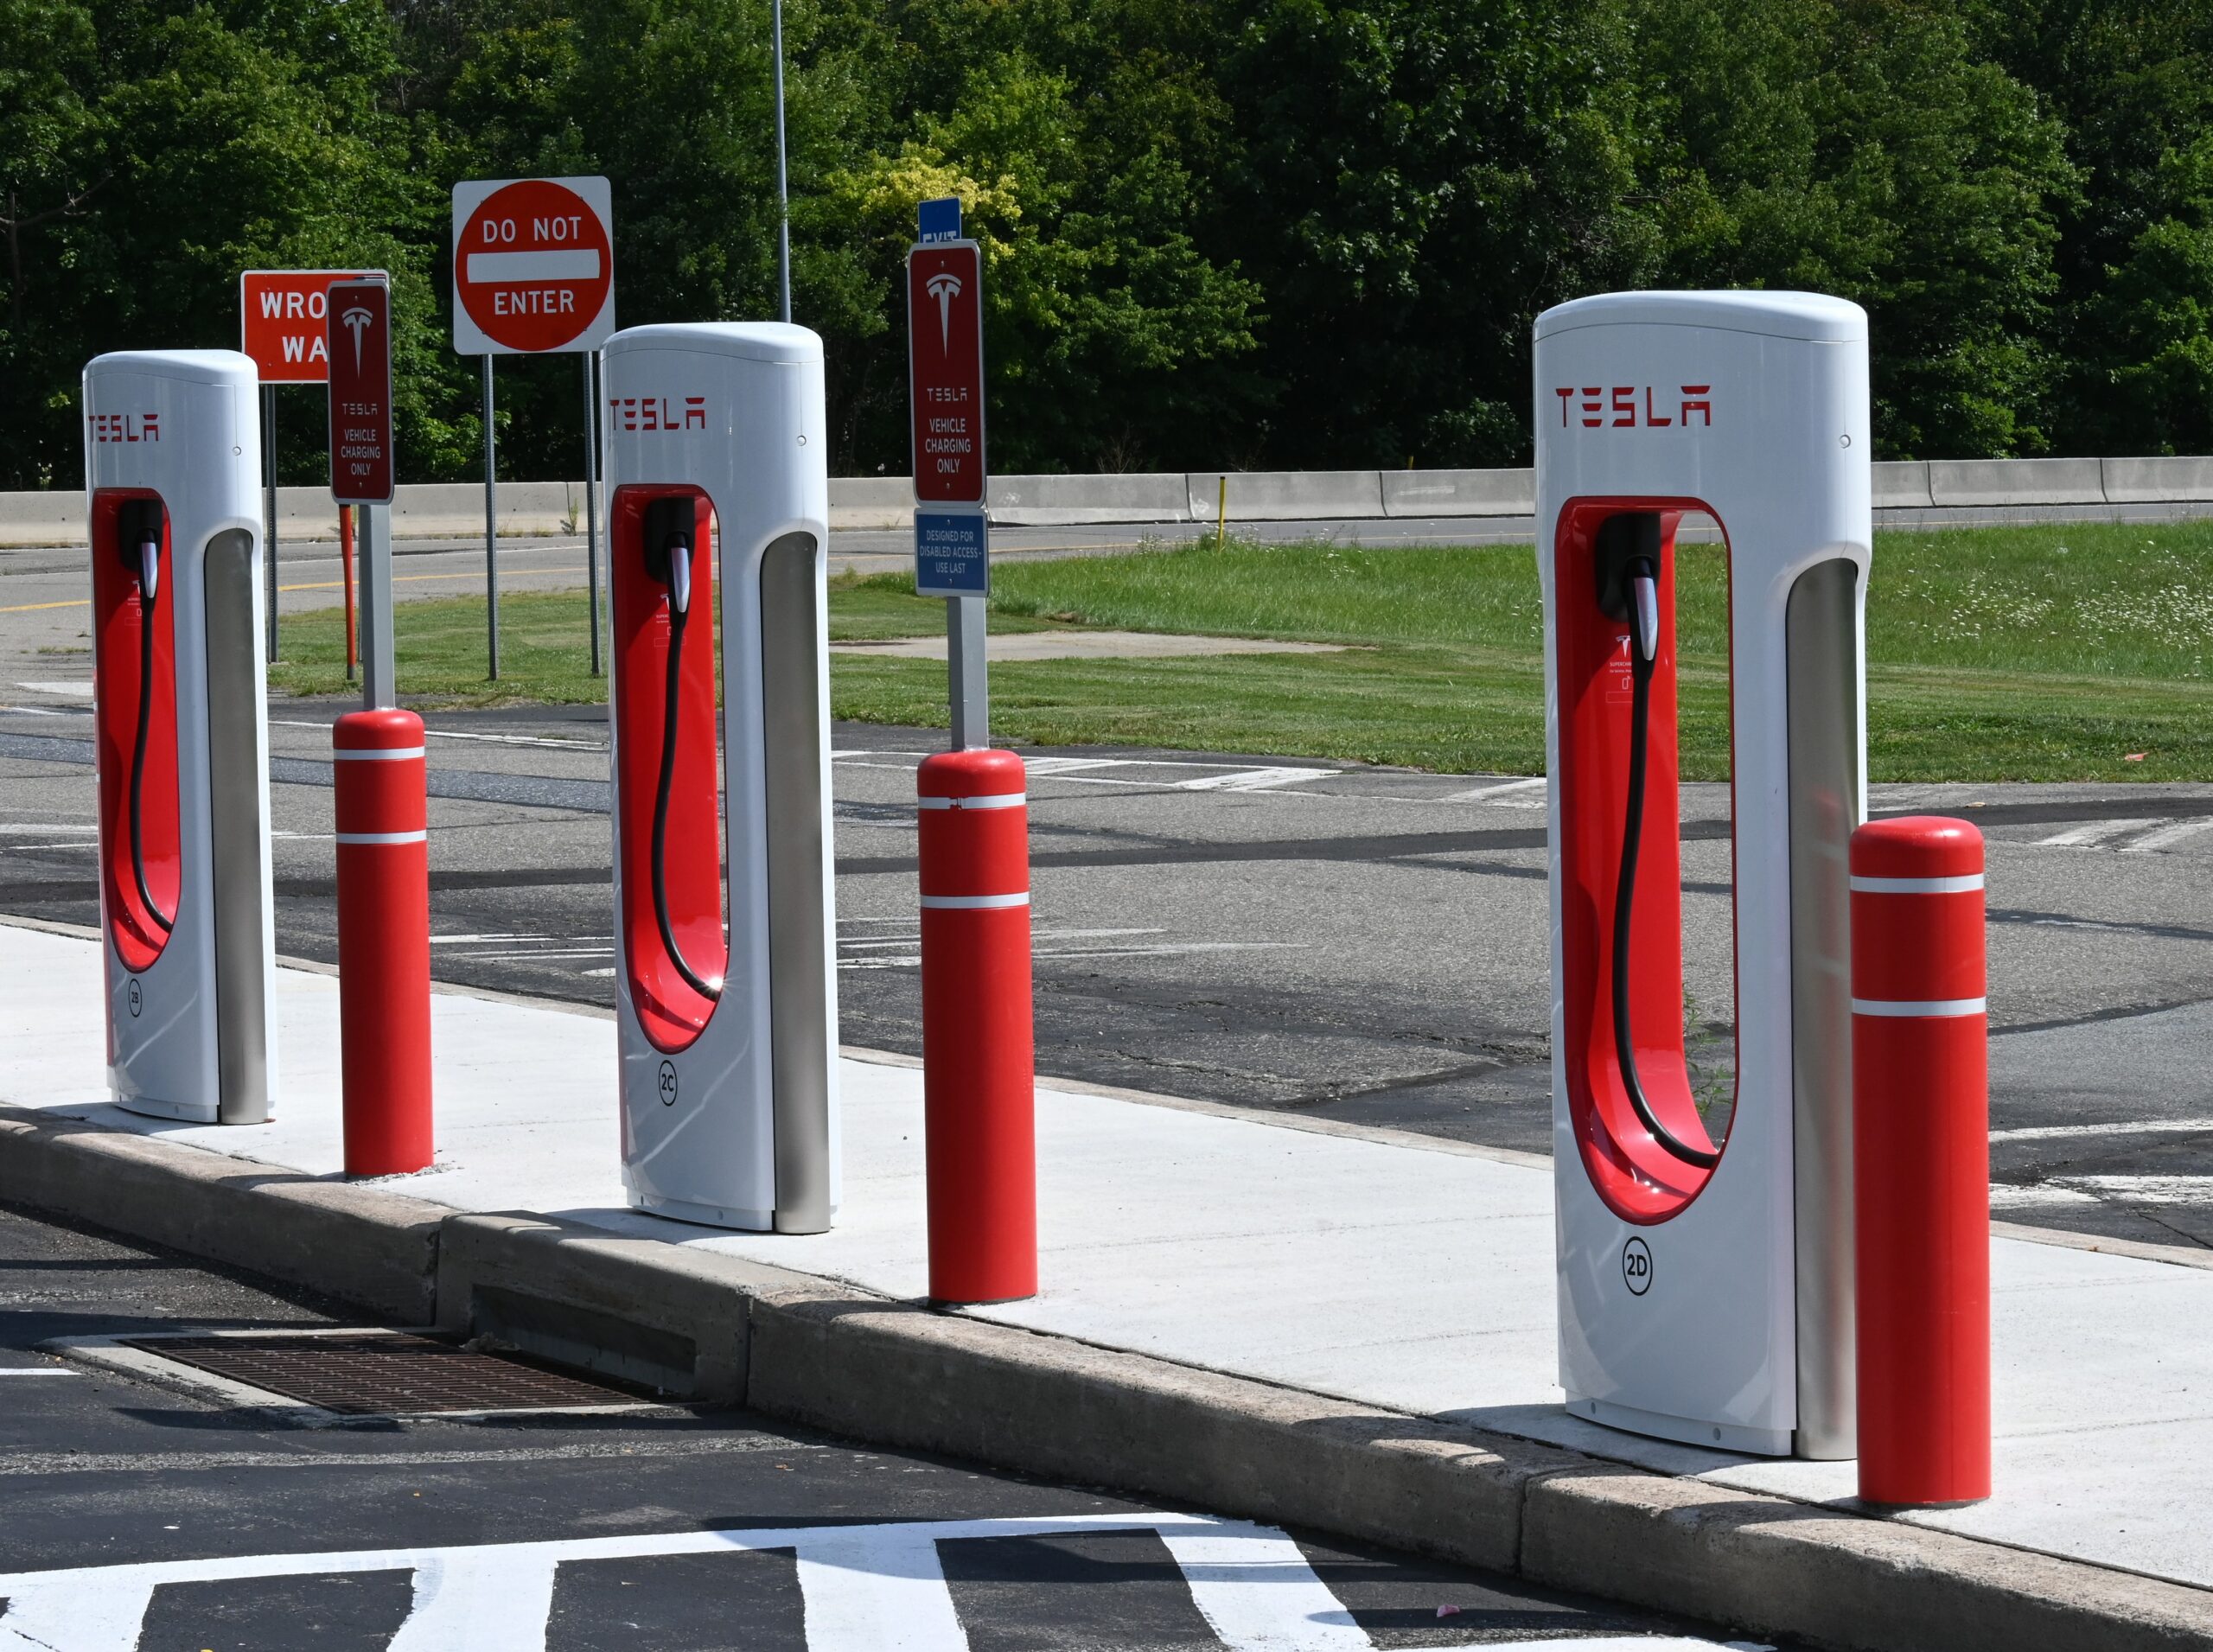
[5,919,2213,1596]
[830,630,1348,661]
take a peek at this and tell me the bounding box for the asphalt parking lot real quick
[0,1201,1744,1649]
[0,680,2210,1256]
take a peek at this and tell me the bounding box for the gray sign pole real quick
[583,350,603,676]
[482,354,500,679]
[262,385,278,663]
[359,502,397,710]
[947,595,987,749]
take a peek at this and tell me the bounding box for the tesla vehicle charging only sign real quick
[450,176,615,354]
[326,278,394,504]
[908,241,985,503]
[240,270,374,380]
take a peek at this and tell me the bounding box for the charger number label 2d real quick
[1622,1236,1653,1296]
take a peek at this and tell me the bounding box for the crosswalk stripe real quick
[2035,818,2157,847]
[0,1511,1755,1650]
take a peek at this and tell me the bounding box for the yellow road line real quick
[0,598,88,615]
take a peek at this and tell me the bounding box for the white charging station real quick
[601,322,839,1232]
[1534,291,1870,1457]
[82,350,279,1124]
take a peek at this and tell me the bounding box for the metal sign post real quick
[450,175,617,684]
[325,275,398,709]
[907,199,989,749]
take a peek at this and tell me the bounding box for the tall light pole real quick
[772,0,792,323]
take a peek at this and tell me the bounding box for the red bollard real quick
[334,708,433,1175]
[917,748,1037,1304]
[1851,815,1989,1507]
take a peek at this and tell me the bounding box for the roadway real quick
[0,689,2209,1256]
[0,1201,1747,1649]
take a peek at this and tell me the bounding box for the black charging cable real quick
[126,524,174,934]
[649,524,720,1001]
[1612,553,1717,1170]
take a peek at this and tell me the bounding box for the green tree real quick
[1633,0,2079,457]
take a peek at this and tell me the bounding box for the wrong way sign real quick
[450,176,615,355]
[240,270,375,381]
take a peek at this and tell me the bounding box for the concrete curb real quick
[3,1112,2209,1650]
[0,1105,443,1322]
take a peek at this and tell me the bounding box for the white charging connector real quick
[1633,571,1658,663]
[138,539,159,603]
[669,539,691,616]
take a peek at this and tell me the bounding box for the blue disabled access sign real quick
[915,509,989,597]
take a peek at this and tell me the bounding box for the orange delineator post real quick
[916,748,1037,1304]
[1851,814,1989,1507]
[334,707,433,1175]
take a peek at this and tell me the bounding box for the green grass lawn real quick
[268,521,2213,781]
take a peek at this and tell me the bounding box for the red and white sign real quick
[326,278,395,505]
[240,270,376,381]
[907,241,985,505]
[450,176,615,355]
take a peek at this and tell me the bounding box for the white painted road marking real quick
[1437,776,1547,804]
[2035,818,2159,848]
[1992,1117,2213,1144]
[2123,816,2213,852]
[0,1512,1749,1650]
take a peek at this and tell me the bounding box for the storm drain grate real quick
[121,1332,643,1416]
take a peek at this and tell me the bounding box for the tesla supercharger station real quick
[83,350,279,1123]
[1536,291,1870,1458]
[602,323,839,1232]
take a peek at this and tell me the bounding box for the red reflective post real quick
[1851,815,1989,1507]
[339,503,358,679]
[917,748,1036,1304]
[334,708,433,1175]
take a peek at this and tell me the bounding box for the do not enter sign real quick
[450,175,615,355]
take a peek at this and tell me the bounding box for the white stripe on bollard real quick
[918,891,1030,909]
[1846,872,1984,894]
[333,746,427,762]
[335,829,429,845]
[1850,995,1987,1017]
[916,792,1026,811]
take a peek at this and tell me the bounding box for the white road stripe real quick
[1157,1523,1369,1649]
[794,1525,968,1652]
[1437,776,1547,803]
[387,1547,561,1652]
[2122,817,2213,852]
[1992,1117,2213,1144]
[0,1368,77,1377]
[0,1577,156,1651]
[1174,766,1338,793]
[0,1512,1752,1650]
[2035,818,2157,847]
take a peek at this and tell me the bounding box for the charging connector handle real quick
[647,517,720,1003]
[1611,552,1718,1170]
[122,508,173,935]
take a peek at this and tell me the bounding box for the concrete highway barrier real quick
[11,454,2213,545]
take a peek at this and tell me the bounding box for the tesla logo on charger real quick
[88,412,160,443]
[609,396,707,433]
[1553,386,1712,429]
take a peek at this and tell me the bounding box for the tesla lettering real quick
[1553,386,1714,429]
